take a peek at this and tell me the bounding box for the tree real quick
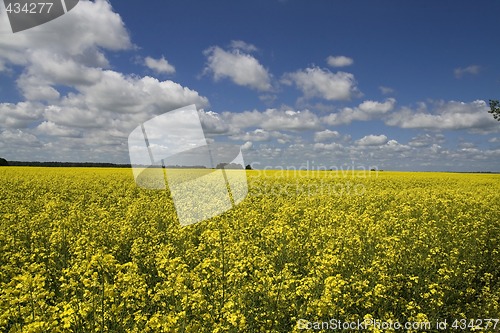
[0,157,8,166]
[216,162,243,169]
[489,100,500,121]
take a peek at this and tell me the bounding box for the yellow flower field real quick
[0,167,499,332]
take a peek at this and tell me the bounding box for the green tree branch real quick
[489,99,500,121]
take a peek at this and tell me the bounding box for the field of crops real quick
[0,167,499,332]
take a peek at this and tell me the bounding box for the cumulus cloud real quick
[23,50,103,87]
[358,98,396,114]
[313,142,343,151]
[229,129,294,144]
[282,66,360,101]
[0,129,42,147]
[241,141,253,151]
[16,50,103,101]
[0,0,131,69]
[196,107,324,144]
[1,1,207,115]
[240,132,499,172]
[314,129,340,142]
[454,65,481,78]
[198,110,233,135]
[383,139,411,152]
[322,98,396,125]
[144,56,176,74]
[261,109,321,130]
[0,0,209,163]
[36,121,82,137]
[230,129,271,142]
[385,100,497,131]
[356,134,388,146]
[229,40,258,52]
[224,108,321,131]
[409,133,445,147]
[73,72,208,114]
[326,55,354,67]
[43,105,108,129]
[0,102,45,128]
[272,131,294,144]
[203,44,272,91]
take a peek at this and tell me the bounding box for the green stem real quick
[219,229,226,322]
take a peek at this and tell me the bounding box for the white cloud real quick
[458,142,476,149]
[0,129,42,147]
[198,110,233,135]
[0,102,45,128]
[0,0,210,163]
[27,50,103,86]
[322,98,396,125]
[203,45,272,91]
[383,139,411,152]
[224,109,264,129]
[313,142,343,151]
[196,107,323,142]
[230,129,271,142]
[379,86,395,95]
[0,0,208,117]
[326,55,354,67]
[314,129,340,142]
[282,66,360,101]
[272,131,294,144]
[0,0,131,69]
[356,134,388,146]
[358,98,396,114]
[386,100,497,131]
[37,121,82,137]
[16,50,103,100]
[262,109,321,130]
[0,0,135,106]
[43,105,108,129]
[239,132,499,172]
[144,56,175,75]
[409,133,445,147]
[454,65,481,78]
[74,72,208,114]
[224,108,321,131]
[229,129,294,144]
[241,141,253,151]
[229,40,258,52]
[16,75,61,101]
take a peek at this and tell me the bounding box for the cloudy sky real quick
[1,0,499,171]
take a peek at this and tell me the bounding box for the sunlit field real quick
[0,167,499,332]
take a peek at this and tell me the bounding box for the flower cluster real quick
[0,167,498,332]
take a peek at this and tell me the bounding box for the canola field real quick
[0,167,499,332]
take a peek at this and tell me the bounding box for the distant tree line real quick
[215,162,245,169]
[0,158,255,170]
[164,165,207,169]
[2,160,131,168]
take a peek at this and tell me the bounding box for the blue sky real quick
[0,0,499,171]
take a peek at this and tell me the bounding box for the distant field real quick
[0,167,499,332]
